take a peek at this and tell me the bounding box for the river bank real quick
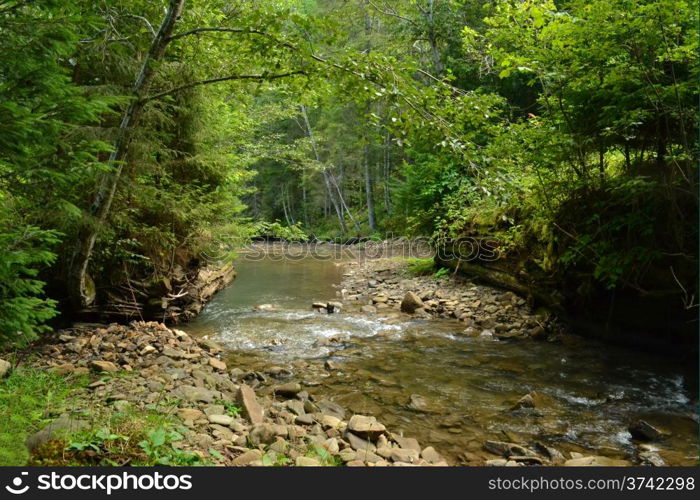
[2,249,697,467]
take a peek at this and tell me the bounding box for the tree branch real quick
[367,0,418,27]
[167,26,297,50]
[125,14,157,38]
[143,70,307,102]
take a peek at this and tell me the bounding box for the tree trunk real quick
[363,2,377,233]
[300,105,347,233]
[67,0,186,309]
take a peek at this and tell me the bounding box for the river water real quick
[184,245,698,465]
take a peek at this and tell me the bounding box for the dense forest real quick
[1,0,697,347]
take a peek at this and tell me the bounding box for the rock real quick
[295,414,315,426]
[89,360,119,373]
[327,301,343,313]
[139,345,156,356]
[355,449,383,463]
[26,415,88,450]
[394,436,421,452]
[197,338,223,353]
[511,391,552,411]
[162,347,187,359]
[49,363,75,375]
[324,360,339,371]
[249,424,277,445]
[286,400,305,416]
[208,357,227,371]
[312,302,328,311]
[629,420,667,441]
[486,459,509,466]
[361,305,377,314]
[178,385,219,403]
[317,400,345,420]
[564,456,632,466]
[296,456,321,466]
[238,384,264,424]
[203,405,226,417]
[390,448,420,463]
[346,432,377,452]
[400,292,424,314]
[421,446,445,464]
[320,415,342,430]
[407,394,431,412]
[208,414,234,426]
[372,295,389,303]
[339,449,358,462]
[347,415,386,440]
[274,382,302,397]
[232,449,263,466]
[484,441,537,458]
[177,408,204,424]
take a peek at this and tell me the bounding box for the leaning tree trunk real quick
[67,0,186,308]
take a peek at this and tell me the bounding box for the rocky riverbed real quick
[337,257,560,341]
[20,321,448,466]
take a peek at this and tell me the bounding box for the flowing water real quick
[184,245,699,465]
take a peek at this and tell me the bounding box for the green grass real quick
[405,257,436,276]
[0,364,87,465]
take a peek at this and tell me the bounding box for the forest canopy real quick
[0,0,697,344]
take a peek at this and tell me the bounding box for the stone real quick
[564,456,632,466]
[347,415,386,440]
[162,347,187,359]
[286,400,305,416]
[486,459,509,466]
[26,415,88,450]
[0,359,11,378]
[203,405,226,417]
[407,394,431,412]
[316,400,345,419]
[390,448,420,463]
[629,420,667,442]
[394,436,421,452]
[274,382,302,397]
[355,449,383,463]
[511,391,553,411]
[178,385,219,403]
[484,441,537,458]
[320,415,342,430]
[421,446,445,464]
[197,338,223,354]
[232,449,263,466]
[89,360,119,373]
[238,384,264,424]
[249,424,278,446]
[346,432,377,452]
[208,357,227,371]
[296,457,321,466]
[208,414,234,426]
[339,449,357,462]
[49,363,75,375]
[139,345,156,356]
[400,291,424,314]
[295,414,315,426]
[361,305,377,314]
[177,408,204,424]
[327,301,343,313]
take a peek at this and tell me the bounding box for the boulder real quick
[361,305,377,314]
[178,385,219,403]
[26,415,88,450]
[421,446,445,464]
[390,448,420,463]
[347,415,386,440]
[394,436,421,452]
[238,384,264,424]
[510,391,553,411]
[400,292,424,314]
[346,432,377,452]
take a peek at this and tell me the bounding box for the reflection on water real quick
[185,248,699,465]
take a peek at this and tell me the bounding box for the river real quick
[184,244,698,465]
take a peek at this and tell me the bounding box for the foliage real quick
[0,366,86,465]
